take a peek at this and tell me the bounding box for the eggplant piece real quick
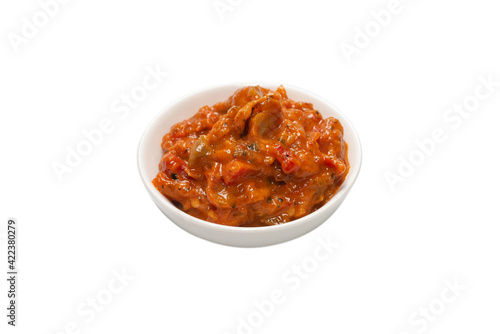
[188,135,211,168]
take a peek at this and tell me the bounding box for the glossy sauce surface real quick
[152,86,349,227]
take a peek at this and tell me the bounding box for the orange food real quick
[152,86,349,227]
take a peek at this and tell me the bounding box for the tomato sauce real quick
[152,86,349,227]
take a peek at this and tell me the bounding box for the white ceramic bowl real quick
[137,83,362,247]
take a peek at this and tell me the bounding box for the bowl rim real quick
[137,82,362,233]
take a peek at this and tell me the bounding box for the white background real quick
[1,0,500,333]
